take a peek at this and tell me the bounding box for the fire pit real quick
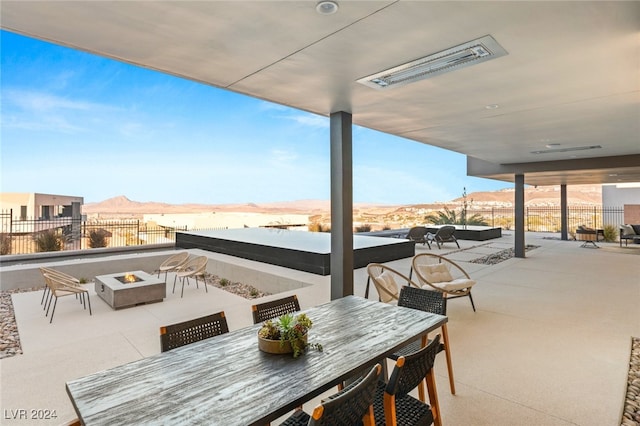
[114,274,144,284]
[95,270,166,310]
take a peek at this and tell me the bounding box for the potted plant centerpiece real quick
[257,313,322,358]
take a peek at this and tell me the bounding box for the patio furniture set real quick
[65,295,448,426]
[38,251,208,323]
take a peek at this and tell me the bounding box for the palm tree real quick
[425,207,488,226]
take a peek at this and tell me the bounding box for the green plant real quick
[258,313,322,358]
[219,278,230,287]
[425,206,489,226]
[34,229,67,252]
[88,229,109,248]
[602,224,618,242]
[79,277,89,284]
[250,288,260,297]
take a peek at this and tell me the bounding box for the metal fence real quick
[0,206,626,255]
[469,206,624,232]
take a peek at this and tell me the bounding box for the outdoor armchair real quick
[411,253,476,311]
[365,263,421,304]
[426,225,460,249]
[173,255,208,298]
[406,226,430,248]
[39,267,82,307]
[42,272,92,324]
[157,251,190,282]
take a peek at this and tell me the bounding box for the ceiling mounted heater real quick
[357,35,507,90]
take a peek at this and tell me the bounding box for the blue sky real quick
[1,31,510,205]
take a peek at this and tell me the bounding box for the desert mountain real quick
[83,185,602,216]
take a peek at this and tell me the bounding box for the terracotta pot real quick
[258,334,307,354]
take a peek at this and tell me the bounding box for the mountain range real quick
[83,185,602,217]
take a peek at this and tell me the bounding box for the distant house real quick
[0,193,83,220]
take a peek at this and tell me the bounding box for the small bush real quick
[88,229,109,248]
[355,224,372,232]
[0,234,11,255]
[34,230,67,252]
[602,224,618,242]
[219,278,230,287]
[308,223,331,233]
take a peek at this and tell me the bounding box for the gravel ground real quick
[622,337,640,426]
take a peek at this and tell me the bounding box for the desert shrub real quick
[355,224,372,232]
[602,224,618,242]
[308,223,331,233]
[88,229,109,248]
[381,224,391,230]
[0,233,11,255]
[220,278,230,287]
[34,229,67,252]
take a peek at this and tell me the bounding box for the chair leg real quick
[468,291,476,312]
[86,292,92,316]
[441,324,456,395]
[41,286,49,305]
[173,275,178,294]
[49,298,58,323]
[426,369,442,426]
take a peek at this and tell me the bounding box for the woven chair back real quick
[398,285,447,316]
[309,364,381,425]
[251,295,300,324]
[160,311,229,352]
[386,334,441,397]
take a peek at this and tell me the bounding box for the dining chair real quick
[372,335,442,426]
[157,251,190,282]
[410,253,477,311]
[391,286,456,395]
[280,363,381,426]
[173,255,208,298]
[42,273,92,324]
[251,294,300,324]
[160,311,229,352]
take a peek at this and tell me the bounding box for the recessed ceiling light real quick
[545,143,561,148]
[316,1,338,15]
[485,104,499,110]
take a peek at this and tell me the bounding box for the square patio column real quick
[330,111,354,299]
[560,184,568,240]
[514,174,525,258]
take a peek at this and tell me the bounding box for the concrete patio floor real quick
[1,233,638,425]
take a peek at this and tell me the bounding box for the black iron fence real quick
[0,210,228,256]
[0,206,626,255]
[468,206,624,232]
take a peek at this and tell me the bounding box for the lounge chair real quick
[427,225,460,249]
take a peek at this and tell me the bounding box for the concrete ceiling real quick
[2,1,639,186]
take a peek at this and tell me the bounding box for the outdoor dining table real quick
[65,295,447,425]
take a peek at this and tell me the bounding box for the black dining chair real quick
[373,335,442,426]
[251,294,300,324]
[280,363,381,426]
[159,311,229,352]
[390,286,455,395]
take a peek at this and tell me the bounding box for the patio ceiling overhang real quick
[1,1,639,187]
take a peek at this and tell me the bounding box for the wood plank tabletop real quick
[66,295,447,425]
